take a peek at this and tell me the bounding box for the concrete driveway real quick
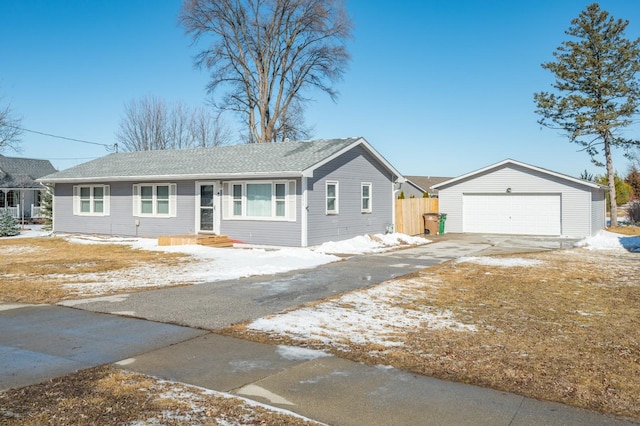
[0,303,205,391]
[58,233,578,330]
[7,233,620,426]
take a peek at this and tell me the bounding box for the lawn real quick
[0,366,319,425]
[0,237,189,304]
[1,230,639,422]
[224,245,640,419]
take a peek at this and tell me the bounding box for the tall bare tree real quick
[534,3,640,226]
[0,100,23,153]
[180,0,352,143]
[116,96,230,151]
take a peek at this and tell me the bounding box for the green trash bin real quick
[439,213,447,234]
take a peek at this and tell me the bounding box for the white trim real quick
[225,180,296,221]
[326,180,339,215]
[132,183,177,218]
[195,181,219,234]
[432,159,607,191]
[361,182,372,213]
[300,137,405,183]
[301,177,308,247]
[72,184,110,216]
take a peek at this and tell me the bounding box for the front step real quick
[158,234,234,248]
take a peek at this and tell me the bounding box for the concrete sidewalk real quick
[117,333,638,426]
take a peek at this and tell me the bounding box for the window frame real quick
[225,180,295,221]
[132,183,177,218]
[73,185,110,216]
[326,181,339,215]
[361,182,372,213]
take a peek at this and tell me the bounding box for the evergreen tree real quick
[534,3,640,226]
[39,187,53,231]
[596,173,632,208]
[625,165,640,200]
[0,210,20,237]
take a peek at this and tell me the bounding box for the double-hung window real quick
[133,183,176,217]
[225,181,295,220]
[326,181,338,214]
[361,183,372,213]
[73,185,110,216]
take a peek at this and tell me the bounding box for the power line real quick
[7,125,118,152]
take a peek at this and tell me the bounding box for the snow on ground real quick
[54,232,428,297]
[248,277,476,351]
[313,233,429,254]
[575,230,640,252]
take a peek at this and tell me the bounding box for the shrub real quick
[628,200,640,224]
[0,210,20,237]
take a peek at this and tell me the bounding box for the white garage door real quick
[463,194,561,235]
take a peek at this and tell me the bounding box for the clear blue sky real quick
[2,0,640,178]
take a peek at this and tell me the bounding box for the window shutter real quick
[103,185,110,216]
[287,180,296,221]
[72,185,79,215]
[222,182,230,220]
[132,184,140,216]
[169,184,177,217]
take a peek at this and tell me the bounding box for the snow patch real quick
[575,230,640,252]
[276,345,331,361]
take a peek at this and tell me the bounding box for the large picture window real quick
[326,181,338,214]
[133,183,176,217]
[73,185,110,216]
[225,181,295,221]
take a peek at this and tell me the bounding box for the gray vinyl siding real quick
[53,181,196,237]
[591,189,605,235]
[438,163,602,238]
[220,178,302,246]
[306,145,395,246]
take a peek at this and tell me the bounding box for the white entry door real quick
[463,193,561,235]
[196,182,219,233]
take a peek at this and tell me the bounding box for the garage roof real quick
[431,159,607,191]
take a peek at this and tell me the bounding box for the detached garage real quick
[432,159,607,238]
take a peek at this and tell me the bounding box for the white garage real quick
[432,159,606,238]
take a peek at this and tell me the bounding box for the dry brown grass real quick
[0,366,318,425]
[0,237,187,304]
[608,225,640,235]
[223,248,640,419]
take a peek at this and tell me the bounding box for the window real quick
[6,190,17,208]
[326,181,338,214]
[232,184,243,216]
[0,191,4,208]
[73,185,110,216]
[361,183,372,213]
[133,183,176,217]
[226,181,295,220]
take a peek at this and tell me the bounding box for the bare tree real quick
[180,0,352,143]
[0,101,23,153]
[116,96,230,151]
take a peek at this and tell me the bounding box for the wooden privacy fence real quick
[395,198,439,235]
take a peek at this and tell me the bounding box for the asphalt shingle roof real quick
[0,155,57,188]
[40,138,362,182]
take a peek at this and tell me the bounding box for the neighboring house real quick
[39,137,405,247]
[402,176,452,198]
[432,159,606,238]
[0,154,56,221]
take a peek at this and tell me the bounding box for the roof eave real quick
[301,137,405,182]
[432,159,605,190]
[37,171,305,184]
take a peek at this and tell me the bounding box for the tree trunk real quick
[604,133,618,227]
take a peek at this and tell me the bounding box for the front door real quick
[196,182,217,233]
